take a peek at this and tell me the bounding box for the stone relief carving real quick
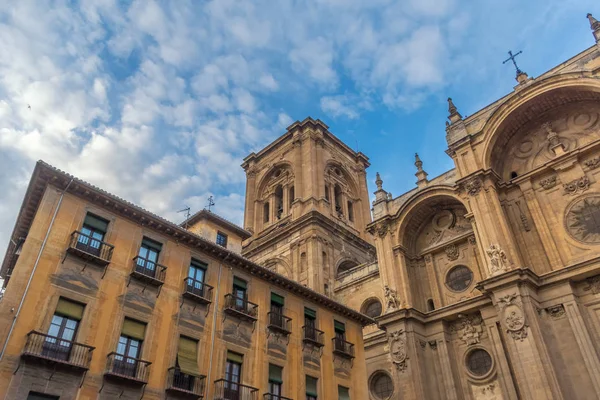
[565,196,600,243]
[515,201,531,232]
[540,176,557,190]
[468,235,477,245]
[417,339,426,349]
[584,156,600,170]
[445,244,460,261]
[453,313,484,346]
[418,208,472,250]
[583,275,600,294]
[545,304,566,319]
[464,177,483,196]
[384,285,400,310]
[486,244,510,275]
[497,293,529,342]
[563,175,590,196]
[388,330,409,372]
[428,341,437,350]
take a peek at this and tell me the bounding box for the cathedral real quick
[240,13,600,400]
[1,11,600,400]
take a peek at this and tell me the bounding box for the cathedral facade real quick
[241,14,600,400]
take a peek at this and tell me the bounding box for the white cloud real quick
[320,94,371,119]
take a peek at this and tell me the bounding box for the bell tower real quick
[241,117,375,294]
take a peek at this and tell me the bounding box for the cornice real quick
[1,161,374,326]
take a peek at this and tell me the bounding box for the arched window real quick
[347,201,354,222]
[324,184,330,202]
[288,186,295,209]
[263,202,270,223]
[334,184,343,216]
[369,371,394,400]
[361,299,383,318]
[275,185,283,220]
[427,299,435,311]
[337,260,358,276]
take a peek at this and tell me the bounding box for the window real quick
[264,202,270,223]
[289,186,295,209]
[334,320,346,350]
[334,184,343,216]
[445,265,473,292]
[225,351,243,397]
[361,299,382,318]
[27,393,59,400]
[347,201,354,222]
[77,213,108,256]
[304,307,317,340]
[187,259,207,297]
[337,260,358,276]
[300,252,307,272]
[324,184,330,202]
[136,237,162,277]
[338,385,350,400]
[216,231,228,248]
[44,298,84,361]
[466,348,493,376]
[268,364,283,396]
[275,185,284,219]
[175,336,200,391]
[114,318,146,377]
[370,372,394,399]
[306,376,318,400]
[270,293,285,328]
[233,277,247,311]
[427,299,435,311]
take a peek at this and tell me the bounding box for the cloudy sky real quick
[0,0,597,254]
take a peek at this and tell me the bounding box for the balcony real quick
[223,294,258,322]
[66,230,114,266]
[104,352,151,384]
[166,367,206,398]
[302,326,324,348]
[263,395,293,400]
[213,379,258,400]
[21,330,94,370]
[267,312,292,335]
[183,277,213,305]
[332,338,355,359]
[130,256,167,287]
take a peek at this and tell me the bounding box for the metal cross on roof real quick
[207,196,215,212]
[503,50,524,75]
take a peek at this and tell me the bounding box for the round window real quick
[466,349,493,376]
[445,265,473,292]
[362,299,383,318]
[370,372,394,399]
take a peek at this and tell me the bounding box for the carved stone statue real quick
[388,329,408,372]
[486,244,509,275]
[384,285,399,310]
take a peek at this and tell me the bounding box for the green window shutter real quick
[142,237,162,251]
[338,386,350,400]
[233,277,247,290]
[271,293,285,306]
[334,320,346,333]
[83,213,109,232]
[227,350,243,364]
[191,258,207,269]
[122,318,146,340]
[304,307,316,319]
[177,336,200,376]
[269,364,283,384]
[55,298,85,320]
[306,376,318,397]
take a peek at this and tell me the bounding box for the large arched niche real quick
[263,257,292,278]
[481,78,600,181]
[324,160,359,195]
[256,161,295,198]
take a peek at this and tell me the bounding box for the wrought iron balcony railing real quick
[213,379,258,400]
[223,294,258,321]
[131,256,167,285]
[263,394,293,400]
[21,330,94,370]
[183,277,213,304]
[166,367,206,397]
[267,312,292,335]
[104,352,151,384]
[302,326,324,347]
[67,230,114,265]
[332,338,355,359]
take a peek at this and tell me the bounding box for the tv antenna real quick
[178,206,191,229]
[206,196,215,212]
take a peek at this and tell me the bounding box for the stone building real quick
[240,14,600,400]
[0,161,372,400]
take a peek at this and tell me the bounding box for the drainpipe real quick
[0,178,73,362]
[206,258,226,397]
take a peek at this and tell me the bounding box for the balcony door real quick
[137,238,162,277]
[270,293,284,328]
[77,213,108,256]
[115,335,141,377]
[187,261,206,297]
[334,320,346,351]
[304,308,317,341]
[44,315,78,361]
[232,278,247,312]
[224,356,242,400]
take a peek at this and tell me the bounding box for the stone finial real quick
[414,153,428,188]
[588,13,600,42]
[542,122,566,155]
[375,172,383,190]
[447,97,462,124]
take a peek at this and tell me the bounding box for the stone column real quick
[393,247,413,308]
[244,168,257,231]
[423,253,443,309]
[435,333,459,400]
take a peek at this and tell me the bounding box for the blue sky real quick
[0,0,598,254]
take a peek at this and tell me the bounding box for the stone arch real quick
[256,161,295,199]
[262,256,292,278]
[480,74,600,179]
[335,257,359,277]
[324,160,359,196]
